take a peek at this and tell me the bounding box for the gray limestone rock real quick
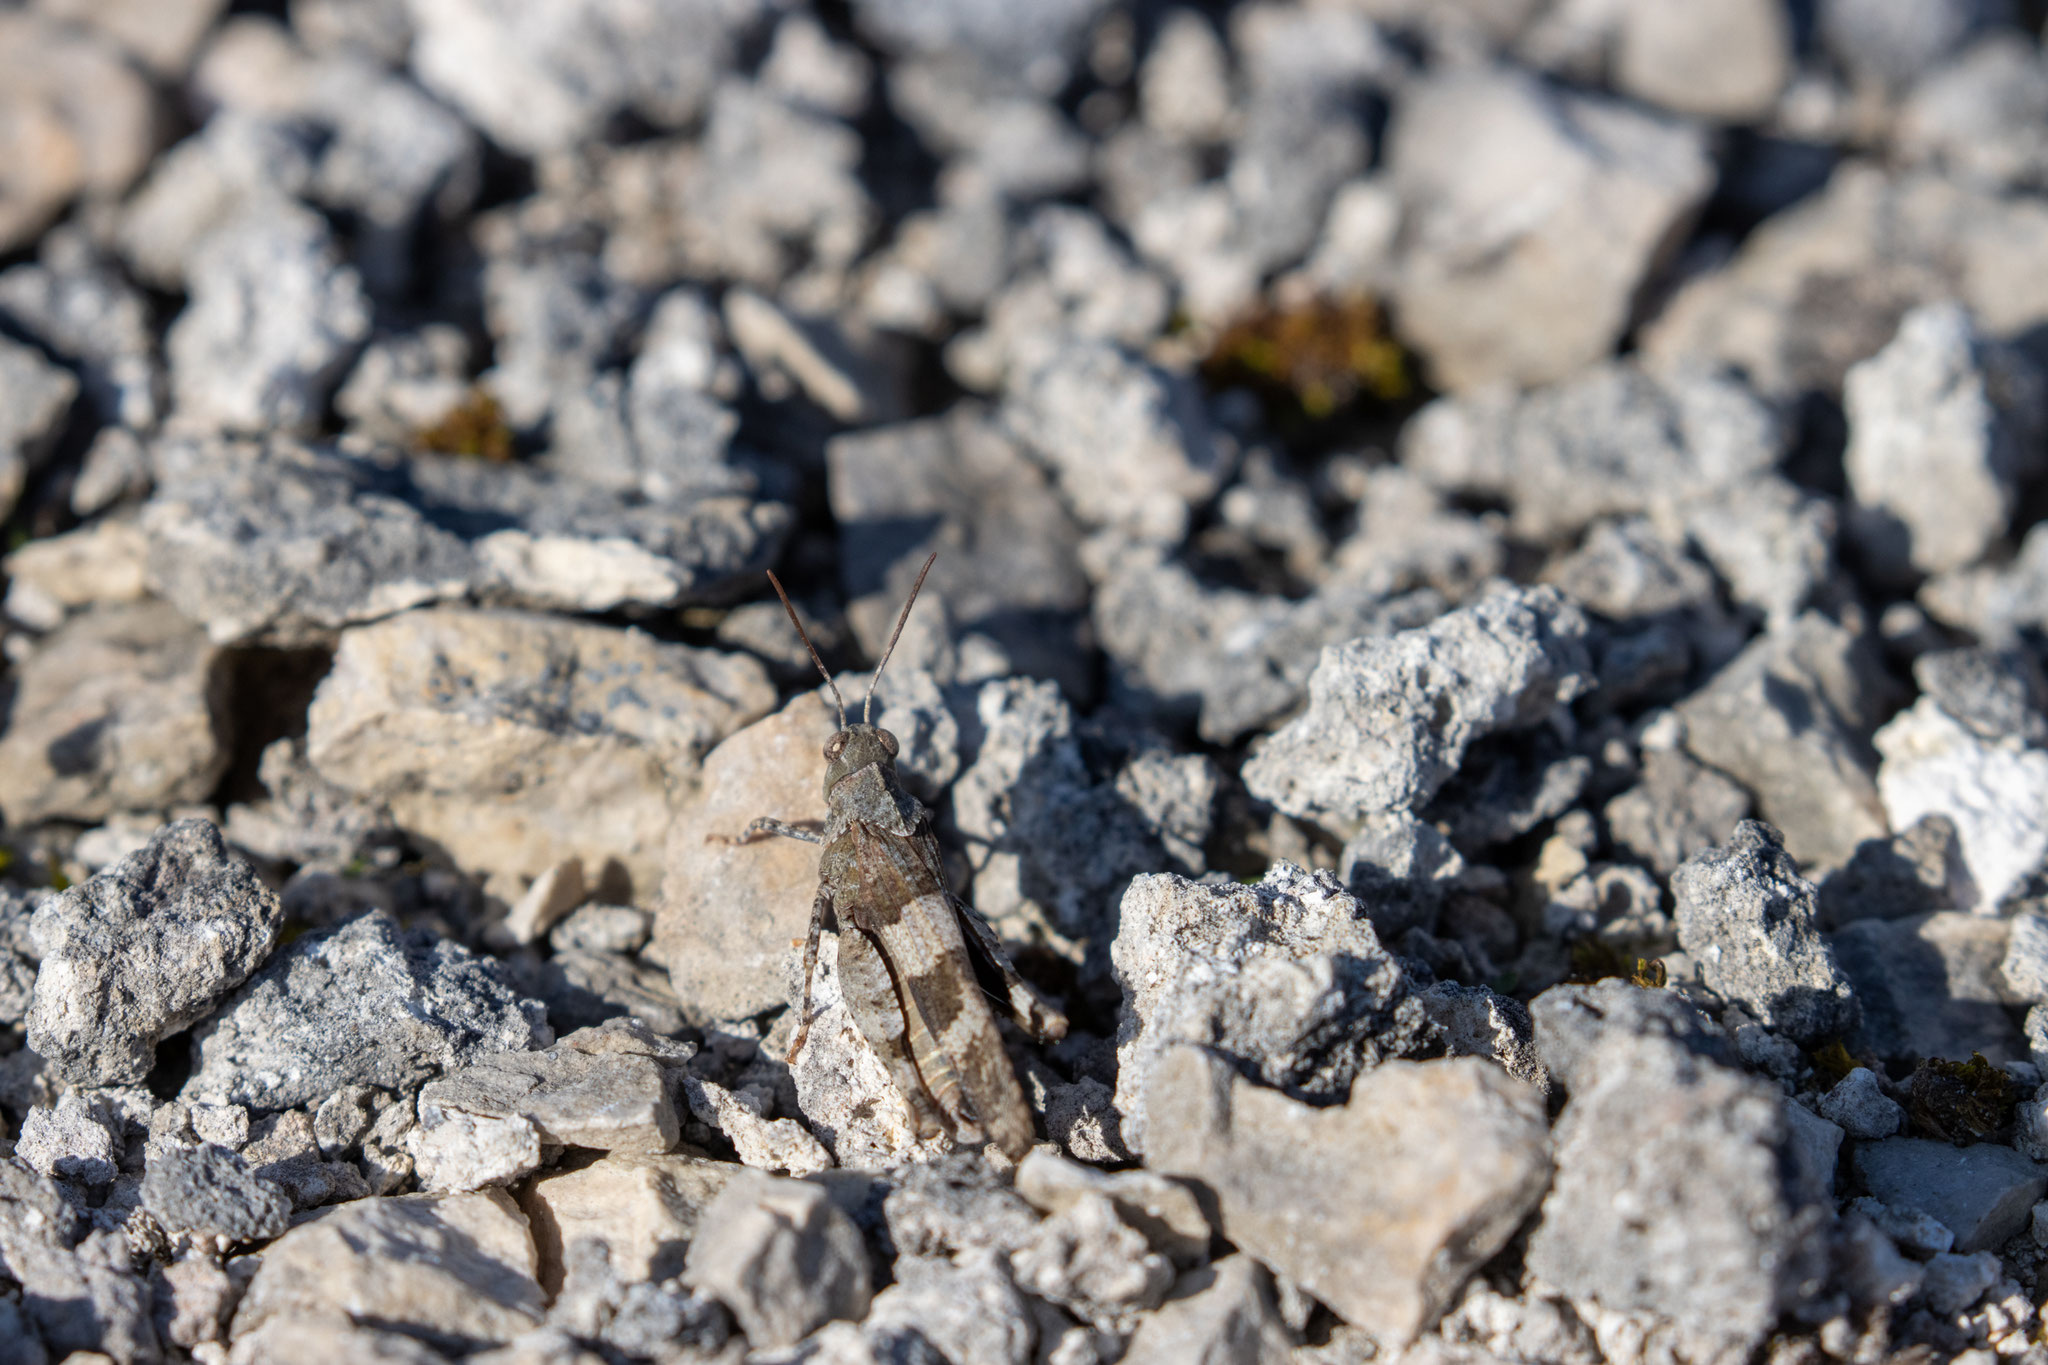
[184,909,551,1111]
[1607,0,1792,122]
[860,1250,1034,1365]
[1916,646,2048,746]
[141,435,791,646]
[1875,694,2048,911]
[1002,342,1226,545]
[826,404,1090,693]
[1385,69,1713,392]
[0,332,81,526]
[1818,0,1988,91]
[1417,982,1548,1092]
[1526,987,1828,1364]
[1817,1067,1906,1140]
[1528,979,1731,1096]
[1818,814,1975,927]
[0,231,157,430]
[305,607,774,902]
[0,604,230,829]
[27,820,281,1087]
[1092,541,1448,746]
[952,678,1215,983]
[1844,303,2044,580]
[2002,912,2048,1005]
[1604,745,1751,878]
[141,1143,292,1243]
[416,1020,690,1165]
[851,0,1108,88]
[1671,821,1860,1045]
[0,888,45,1028]
[1009,1191,1174,1333]
[15,1094,121,1187]
[229,1188,547,1349]
[682,1170,872,1350]
[1677,612,1894,871]
[1643,165,2048,400]
[406,0,761,156]
[1110,864,1428,1154]
[1146,1047,1550,1348]
[1014,1150,1211,1267]
[1852,1138,2048,1253]
[1403,360,1785,544]
[164,201,371,435]
[1241,585,1593,831]
[1120,1256,1294,1365]
[477,248,645,430]
[884,1153,1045,1263]
[1897,33,2048,193]
[1831,912,2020,1063]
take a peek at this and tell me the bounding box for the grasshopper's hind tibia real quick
[952,895,1069,1043]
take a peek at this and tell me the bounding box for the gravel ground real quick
[3,1,2048,1363]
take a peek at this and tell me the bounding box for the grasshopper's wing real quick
[846,819,1037,1159]
[950,894,1068,1043]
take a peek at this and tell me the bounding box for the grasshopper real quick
[728,554,1067,1158]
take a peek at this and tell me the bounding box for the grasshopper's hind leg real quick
[836,928,958,1144]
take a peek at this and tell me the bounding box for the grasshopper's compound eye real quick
[879,729,899,757]
[824,733,847,760]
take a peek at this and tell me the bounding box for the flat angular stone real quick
[142,1143,293,1243]
[231,1189,546,1350]
[1831,912,2019,1063]
[0,604,229,829]
[682,1170,872,1350]
[1853,1138,2048,1253]
[1145,1048,1549,1346]
[307,607,773,901]
[519,1152,738,1296]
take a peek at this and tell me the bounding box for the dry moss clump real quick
[1203,295,1412,423]
[414,388,515,462]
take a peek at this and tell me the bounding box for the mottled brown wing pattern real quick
[843,818,1035,1157]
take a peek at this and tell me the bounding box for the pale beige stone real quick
[307,608,774,902]
[230,1190,544,1346]
[227,1313,450,1365]
[1145,1050,1550,1346]
[0,12,156,251]
[2,516,149,630]
[0,601,229,826]
[652,688,838,1023]
[519,1152,739,1295]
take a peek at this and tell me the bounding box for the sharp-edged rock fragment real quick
[1875,695,2048,912]
[1385,68,1713,391]
[518,1151,737,1296]
[1111,864,1428,1154]
[1830,912,2019,1063]
[1853,1138,2048,1253]
[27,819,281,1087]
[185,909,550,1111]
[1676,611,1893,870]
[1672,821,1859,1044]
[1526,981,1829,1364]
[141,1143,293,1243]
[1844,303,2044,580]
[1242,585,1593,832]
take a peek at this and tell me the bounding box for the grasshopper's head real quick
[823,722,900,798]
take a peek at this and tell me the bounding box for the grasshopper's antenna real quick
[865,552,938,725]
[766,570,845,730]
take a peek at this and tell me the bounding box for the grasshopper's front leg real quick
[787,883,832,1061]
[708,817,825,846]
